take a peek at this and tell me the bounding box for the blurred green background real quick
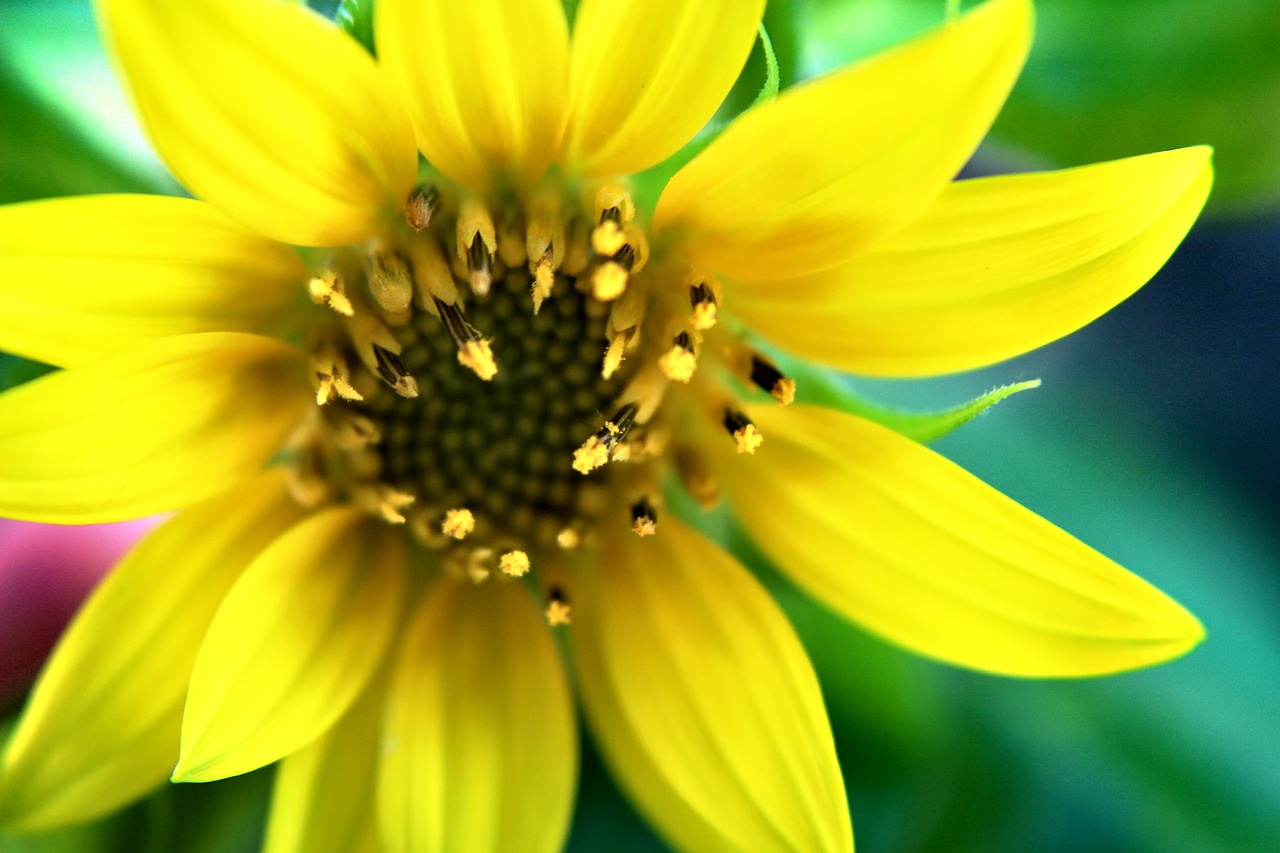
[0,0,1277,850]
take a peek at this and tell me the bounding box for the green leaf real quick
[335,0,376,56]
[750,23,781,108]
[762,345,1040,444]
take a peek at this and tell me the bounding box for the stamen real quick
[592,182,635,227]
[366,249,414,314]
[749,355,795,405]
[602,287,646,379]
[723,409,764,454]
[658,332,697,383]
[433,297,498,381]
[328,410,382,451]
[531,254,556,314]
[497,210,527,268]
[545,586,572,626]
[556,527,582,549]
[592,261,629,301]
[312,351,362,405]
[465,233,493,297]
[466,547,493,583]
[359,484,416,524]
[457,197,497,297]
[408,236,459,305]
[591,218,626,257]
[308,271,354,316]
[689,280,719,331]
[525,186,565,279]
[572,403,639,474]
[499,550,531,577]
[404,184,440,231]
[562,217,590,276]
[442,507,476,540]
[675,446,722,508]
[630,497,657,537]
[601,328,633,380]
[373,343,419,398]
[287,443,333,507]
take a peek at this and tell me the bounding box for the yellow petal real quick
[720,405,1205,677]
[0,332,306,523]
[100,0,417,246]
[653,0,1032,280]
[376,0,568,191]
[0,471,305,831]
[0,195,306,368]
[263,666,387,853]
[174,507,406,783]
[731,147,1214,376]
[561,0,765,178]
[379,580,576,853]
[572,520,851,853]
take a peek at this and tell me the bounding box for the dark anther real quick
[631,497,657,527]
[596,402,639,451]
[723,408,754,436]
[613,244,636,271]
[749,355,786,395]
[549,585,568,605]
[466,233,492,277]
[599,206,623,226]
[372,344,410,388]
[433,297,483,347]
[673,331,693,353]
[689,281,716,309]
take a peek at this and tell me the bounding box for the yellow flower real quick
[0,0,1211,850]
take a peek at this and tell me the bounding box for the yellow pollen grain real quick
[532,257,555,314]
[771,378,796,406]
[632,516,656,537]
[592,262,628,301]
[308,273,354,317]
[442,508,475,540]
[545,600,572,626]
[573,435,610,474]
[658,345,697,383]
[556,528,581,549]
[733,424,764,455]
[500,550,531,577]
[458,340,498,381]
[691,301,717,331]
[591,220,626,256]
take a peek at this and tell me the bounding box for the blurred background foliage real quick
[0,0,1277,851]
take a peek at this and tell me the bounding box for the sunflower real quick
[0,0,1211,850]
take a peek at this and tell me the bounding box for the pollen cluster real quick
[290,180,793,619]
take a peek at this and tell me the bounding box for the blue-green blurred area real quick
[1,0,1277,851]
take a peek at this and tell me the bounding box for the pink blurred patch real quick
[0,517,161,704]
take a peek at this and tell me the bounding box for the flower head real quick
[0,0,1211,850]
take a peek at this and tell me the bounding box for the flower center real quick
[365,268,627,545]
[289,180,792,616]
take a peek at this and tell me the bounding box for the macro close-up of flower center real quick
[0,0,1216,850]
[294,174,765,604]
